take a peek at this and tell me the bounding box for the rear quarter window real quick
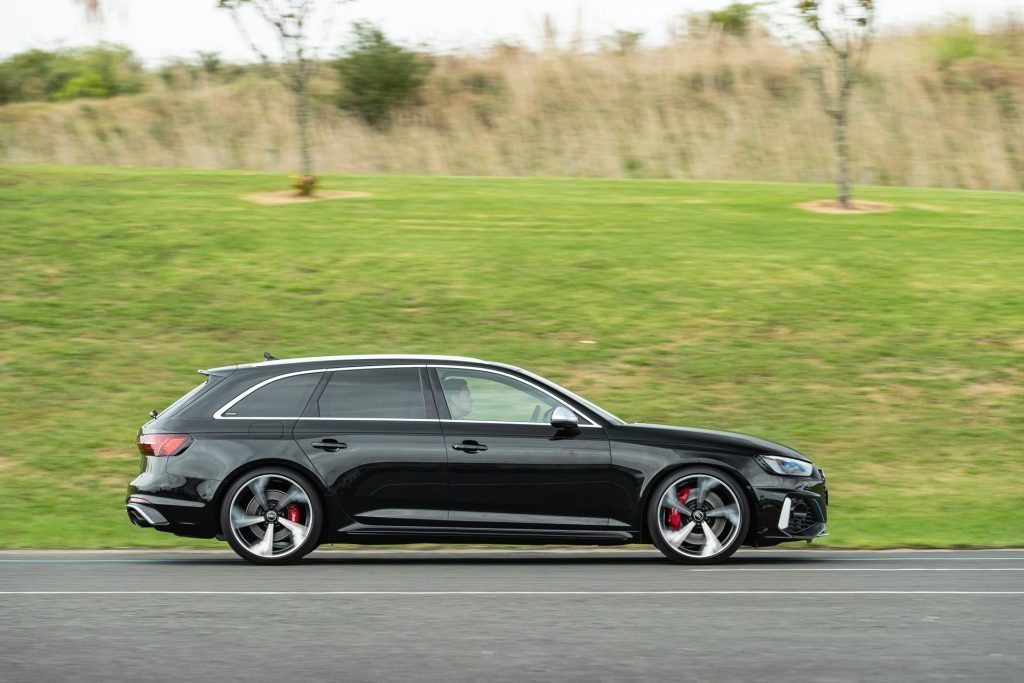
[223,372,323,418]
[159,375,225,420]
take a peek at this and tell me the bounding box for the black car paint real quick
[129,357,827,546]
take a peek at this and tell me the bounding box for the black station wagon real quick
[128,354,828,564]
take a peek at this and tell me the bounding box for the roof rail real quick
[200,354,496,374]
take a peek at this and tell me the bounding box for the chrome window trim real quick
[203,354,488,374]
[213,362,605,427]
[222,417,603,427]
[214,364,427,420]
[440,419,603,429]
[230,417,441,422]
[300,417,436,422]
[430,364,599,427]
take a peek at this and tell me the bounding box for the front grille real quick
[786,499,817,534]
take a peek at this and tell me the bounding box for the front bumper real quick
[751,479,828,545]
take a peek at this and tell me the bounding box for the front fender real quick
[609,440,764,538]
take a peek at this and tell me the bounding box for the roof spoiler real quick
[199,351,276,377]
[198,366,237,377]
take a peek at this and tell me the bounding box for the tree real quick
[794,1,877,209]
[218,0,350,195]
[334,22,431,128]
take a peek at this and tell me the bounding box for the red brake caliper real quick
[286,504,301,524]
[667,487,691,530]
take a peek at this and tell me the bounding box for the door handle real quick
[451,442,488,453]
[312,440,348,451]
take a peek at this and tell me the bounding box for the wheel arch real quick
[638,459,760,545]
[213,458,334,542]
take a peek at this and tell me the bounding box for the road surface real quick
[2,548,1022,681]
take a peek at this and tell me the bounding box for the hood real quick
[611,423,808,461]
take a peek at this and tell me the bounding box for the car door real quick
[431,365,611,529]
[293,365,448,527]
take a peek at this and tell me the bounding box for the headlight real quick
[758,454,814,477]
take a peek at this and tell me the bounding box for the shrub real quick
[197,52,223,76]
[291,175,318,196]
[708,3,761,38]
[933,17,997,69]
[461,71,503,96]
[0,44,144,105]
[602,30,644,56]
[334,22,432,128]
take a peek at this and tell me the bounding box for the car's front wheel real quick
[220,467,323,565]
[648,467,749,564]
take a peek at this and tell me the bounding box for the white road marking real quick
[690,567,1024,572]
[0,590,1022,596]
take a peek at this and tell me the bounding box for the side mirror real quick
[550,406,580,430]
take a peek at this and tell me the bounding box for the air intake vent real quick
[786,499,817,534]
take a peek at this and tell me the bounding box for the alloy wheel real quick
[657,473,743,560]
[228,473,315,560]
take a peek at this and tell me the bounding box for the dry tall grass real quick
[2,24,1022,190]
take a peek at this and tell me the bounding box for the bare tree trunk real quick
[833,54,853,209]
[834,110,850,209]
[290,60,315,196]
[295,82,312,181]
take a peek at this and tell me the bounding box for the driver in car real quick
[444,378,473,419]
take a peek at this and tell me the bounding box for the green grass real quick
[1,165,1023,548]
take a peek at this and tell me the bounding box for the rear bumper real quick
[127,456,221,538]
[124,493,217,538]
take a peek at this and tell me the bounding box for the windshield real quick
[517,368,627,426]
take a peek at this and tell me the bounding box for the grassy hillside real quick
[1,165,1022,548]
[2,23,1023,190]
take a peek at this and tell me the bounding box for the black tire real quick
[220,467,324,565]
[647,466,749,565]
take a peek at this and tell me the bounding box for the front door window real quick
[435,368,571,424]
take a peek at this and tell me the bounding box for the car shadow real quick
[96,549,839,566]
[299,553,835,567]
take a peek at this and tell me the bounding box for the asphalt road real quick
[2,548,1023,682]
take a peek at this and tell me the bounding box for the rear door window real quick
[224,372,323,418]
[318,367,428,419]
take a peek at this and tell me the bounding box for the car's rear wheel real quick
[220,467,323,565]
[648,467,749,565]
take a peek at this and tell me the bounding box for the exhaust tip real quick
[127,507,147,527]
[126,503,168,528]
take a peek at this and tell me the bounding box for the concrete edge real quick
[2,547,1024,556]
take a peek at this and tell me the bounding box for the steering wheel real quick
[530,405,541,423]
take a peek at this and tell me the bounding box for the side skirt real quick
[333,523,637,546]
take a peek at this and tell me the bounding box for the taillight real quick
[138,433,193,457]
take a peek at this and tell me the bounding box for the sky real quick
[2,0,1022,63]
